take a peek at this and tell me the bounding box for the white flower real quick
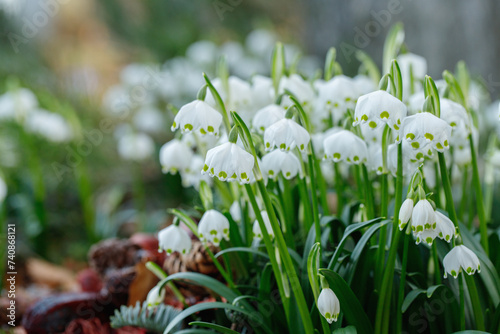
[158,224,192,255]
[172,100,223,136]
[353,75,377,96]
[323,130,368,165]
[206,76,254,123]
[180,155,212,189]
[264,118,310,153]
[353,90,407,132]
[198,210,230,246]
[411,199,436,232]
[407,92,425,115]
[443,245,481,279]
[434,211,456,242]
[251,75,275,110]
[0,88,38,120]
[253,211,274,240]
[160,139,193,174]
[133,106,165,134]
[186,40,218,66]
[278,74,315,108]
[0,176,7,203]
[402,112,452,154]
[261,150,303,180]
[314,75,358,125]
[414,229,440,246]
[24,109,73,143]
[146,285,166,308]
[398,198,414,230]
[317,288,340,324]
[252,105,285,134]
[440,98,471,140]
[396,53,427,99]
[366,144,384,174]
[117,132,155,161]
[203,142,254,184]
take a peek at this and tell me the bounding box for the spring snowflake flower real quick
[261,149,303,180]
[253,211,274,240]
[251,75,275,110]
[160,139,193,174]
[402,112,452,156]
[264,118,310,153]
[353,75,377,95]
[180,155,212,189]
[440,98,471,139]
[353,90,407,132]
[314,75,358,125]
[411,199,436,232]
[443,245,481,279]
[206,76,254,122]
[25,109,73,143]
[252,104,285,134]
[117,132,155,161]
[279,74,315,108]
[158,224,192,255]
[434,211,456,242]
[198,210,230,246]
[317,288,340,324]
[398,198,414,230]
[203,142,254,184]
[407,92,425,115]
[323,130,368,164]
[396,53,427,98]
[367,144,384,174]
[133,106,165,134]
[0,88,38,120]
[172,100,223,136]
[146,285,166,309]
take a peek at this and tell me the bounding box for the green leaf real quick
[199,181,213,211]
[188,321,239,334]
[401,289,426,313]
[271,42,286,94]
[332,326,358,334]
[328,218,384,270]
[174,330,217,334]
[319,269,373,334]
[382,22,405,74]
[451,331,491,334]
[356,50,380,83]
[215,247,269,260]
[167,209,199,237]
[324,47,337,81]
[307,243,321,301]
[164,302,273,334]
[110,301,181,333]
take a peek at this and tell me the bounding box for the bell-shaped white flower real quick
[402,112,452,153]
[411,199,436,232]
[172,100,223,136]
[261,150,303,180]
[0,88,38,120]
[160,139,193,174]
[353,90,407,132]
[158,224,192,255]
[25,109,73,143]
[414,228,440,246]
[314,75,358,125]
[203,142,254,184]
[317,288,340,324]
[253,211,274,240]
[117,132,155,161]
[366,144,384,174]
[252,104,285,134]
[146,285,166,308]
[443,245,481,279]
[397,53,427,99]
[407,92,425,115]
[278,74,315,108]
[353,75,377,96]
[323,130,368,165]
[206,76,254,123]
[440,98,471,140]
[133,106,165,134]
[251,75,275,110]
[264,118,310,153]
[435,211,457,242]
[398,198,414,230]
[198,210,230,246]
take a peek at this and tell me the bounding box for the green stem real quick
[75,156,96,243]
[307,154,322,243]
[459,273,465,330]
[314,157,330,216]
[458,166,469,225]
[298,177,313,233]
[375,142,403,334]
[437,153,458,227]
[375,174,389,288]
[361,164,375,219]
[469,135,489,255]
[432,243,442,285]
[334,163,344,216]
[396,230,410,333]
[278,178,296,249]
[256,180,314,334]
[353,164,364,203]
[146,261,186,306]
[464,274,485,330]
[205,246,236,290]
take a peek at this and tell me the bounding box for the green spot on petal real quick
[369,121,377,128]
[425,133,434,141]
[411,142,420,149]
[380,111,389,119]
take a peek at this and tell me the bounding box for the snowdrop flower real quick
[317,288,340,324]
[158,224,192,255]
[261,150,303,180]
[245,29,276,59]
[146,285,165,309]
[172,100,223,136]
[206,76,253,122]
[353,90,407,132]
[440,98,471,139]
[367,144,384,174]
[253,211,274,240]
[402,112,452,154]
[353,75,377,96]
[443,245,481,279]
[314,75,358,125]
[252,104,285,134]
[396,53,427,99]
[264,118,310,153]
[198,210,230,246]
[279,74,315,108]
[133,106,165,134]
[118,132,155,161]
[180,154,212,189]
[203,142,254,184]
[0,88,38,120]
[25,109,73,143]
[160,139,193,174]
[323,130,368,165]
[251,75,275,110]
[407,92,425,115]
[411,199,436,232]
[398,198,414,230]
[434,211,457,242]
[186,40,218,66]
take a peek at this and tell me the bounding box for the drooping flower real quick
[160,139,193,174]
[353,75,377,96]
[264,118,310,153]
[172,100,223,136]
[206,76,254,123]
[0,88,38,120]
[253,211,274,240]
[202,142,254,184]
[133,106,165,134]
[435,211,457,241]
[317,288,340,324]
[398,198,414,230]
[323,130,368,165]
[198,210,230,246]
[146,285,166,309]
[278,74,315,108]
[401,112,452,155]
[24,109,73,143]
[180,154,212,189]
[261,149,303,180]
[158,224,192,255]
[314,75,358,125]
[411,199,436,232]
[439,98,471,140]
[252,104,285,134]
[117,132,155,161]
[353,90,407,132]
[443,245,481,279]
[396,53,428,99]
